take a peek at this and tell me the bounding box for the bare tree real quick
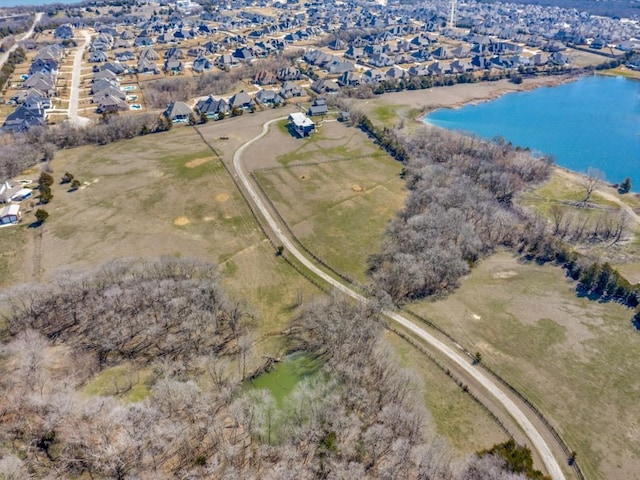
[581,167,605,203]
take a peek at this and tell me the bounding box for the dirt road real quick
[231,116,568,480]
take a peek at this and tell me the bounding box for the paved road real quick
[232,116,567,480]
[68,30,91,127]
[0,11,42,71]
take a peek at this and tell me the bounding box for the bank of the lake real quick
[424,75,640,189]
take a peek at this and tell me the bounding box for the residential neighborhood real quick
[0,0,638,135]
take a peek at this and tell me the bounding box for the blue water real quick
[424,76,640,189]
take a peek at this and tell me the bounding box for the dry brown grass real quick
[1,122,319,341]
[411,252,640,479]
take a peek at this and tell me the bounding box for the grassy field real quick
[385,332,508,456]
[0,124,320,346]
[255,147,405,284]
[410,252,640,480]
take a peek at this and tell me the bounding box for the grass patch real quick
[255,155,405,282]
[159,151,219,179]
[82,363,155,403]
[373,104,404,124]
[410,251,640,480]
[385,332,508,455]
[248,351,322,406]
[0,225,28,287]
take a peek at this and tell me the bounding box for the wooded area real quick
[0,258,534,479]
[366,127,553,302]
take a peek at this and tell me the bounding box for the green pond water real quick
[249,351,321,405]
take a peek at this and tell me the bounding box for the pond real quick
[249,351,321,405]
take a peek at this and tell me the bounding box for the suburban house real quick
[288,112,315,137]
[137,57,160,74]
[89,51,108,63]
[0,181,33,203]
[254,89,284,106]
[229,90,253,109]
[252,70,277,85]
[310,79,340,94]
[1,105,45,133]
[195,95,230,118]
[280,81,304,99]
[308,98,328,116]
[96,94,128,114]
[0,204,21,226]
[192,55,213,73]
[165,101,193,122]
[54,24,74,40]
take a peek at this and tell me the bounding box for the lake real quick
[424,75,640,189]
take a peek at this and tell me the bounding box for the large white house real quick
[288,112,315,138]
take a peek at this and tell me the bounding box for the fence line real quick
[404,309,585,480]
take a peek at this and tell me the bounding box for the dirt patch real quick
[492,270,517,279]
[351,183,364,192]
[173,216,190,226]
[185,157,213,168]
[299,175,310,181]
[214,193,229,202]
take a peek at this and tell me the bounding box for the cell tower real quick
[448,0,457,29]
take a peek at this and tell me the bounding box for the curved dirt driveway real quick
[232,116,567,480]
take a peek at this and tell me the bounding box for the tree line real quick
[363,124,553,302]
[346,107,639,324]
[0,113,163,180]
[0,47,26,91]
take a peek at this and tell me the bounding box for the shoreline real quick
[416,73,581,119]
[425,75,579,115]
[357,73,582,123]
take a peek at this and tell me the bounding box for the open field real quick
[385,332,509,456]
[252,121,405,283]
[410,252,640,480]
[0,124,320,343]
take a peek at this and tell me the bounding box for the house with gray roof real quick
[229,90,253,109]
[164,101,193,122]
[2,105,45,133]
[255,89,284,106]
[195,95,230,118]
